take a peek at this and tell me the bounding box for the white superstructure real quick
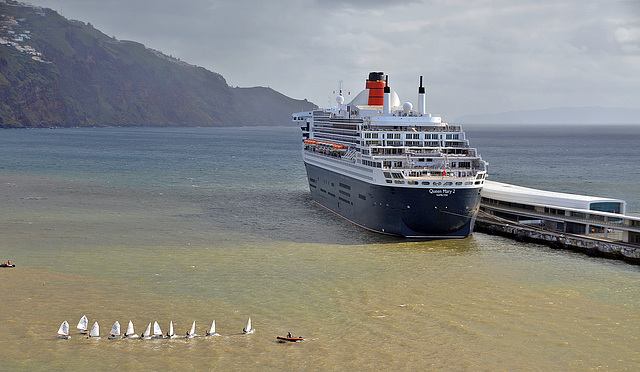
[295,73,487,190]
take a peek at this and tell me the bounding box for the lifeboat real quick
[305,139,348,150]
[319,141,347,149]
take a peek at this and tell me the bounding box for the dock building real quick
[477,181,640,262]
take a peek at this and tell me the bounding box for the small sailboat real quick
[152,321,163,339]
[140,322,152,340]
[185,320,198,339]
[77,315,89,334]
[88,321,100,339]
[166,320,178,339]
[124,320,139,339]
[205,320,220,337]
[57,320,70,339]
[108,321,121,339]
[242,317,255,335]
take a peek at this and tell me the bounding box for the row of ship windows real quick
[315,187,353,205]
[311,177,481,190]
[364,141,465,147]
[314,134,359,145]
[385,180,483,186]
[362,159,382,168]
[317,187,368,203]
[377,161,472,168]
[364,132,460,140]
[359,160,472,169]
[310,135,466,149]
[311,178,367,202]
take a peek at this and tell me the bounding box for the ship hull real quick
[304,162,482,238]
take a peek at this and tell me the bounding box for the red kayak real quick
[277,336,303,342]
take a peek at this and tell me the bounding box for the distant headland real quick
[0,1,316,128]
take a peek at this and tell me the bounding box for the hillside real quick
[0,2,315,128]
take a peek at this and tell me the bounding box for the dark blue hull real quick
[305,163,482,238]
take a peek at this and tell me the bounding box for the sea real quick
[0,124,638,371]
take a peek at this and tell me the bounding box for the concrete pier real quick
[475,181,640,265]
[475,215,640,265]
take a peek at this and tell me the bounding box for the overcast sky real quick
[28,0,640,119]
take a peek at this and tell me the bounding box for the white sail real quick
[206,319,219,336]
[110,321,121,336]
[142,322,152,338]
[186,320,197,338]
[169,321,174,336]
[125,320,138,338]
[77,315,88,333]
[153,321,162,337]
[126,320,135,335]
[244,317,254,334]
[89,321,100,338]
[58,320,70,337]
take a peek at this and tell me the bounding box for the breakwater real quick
[475,215,640,265]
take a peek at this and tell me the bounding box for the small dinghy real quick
[185,321,198,339]
[166,320,178,339]
[57,320,70,339]
[0,260,15,268]
[277,333,304,342]
[242,317,255,335]
[152,321,163,339]
[205,320,220,337]
[124,320,139,339]
[140,322,152,340]
[108,321,121,339]
[88,321,100,339]
[77,315,89,334]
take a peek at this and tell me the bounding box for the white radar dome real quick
[403,102,413,113]
[336,95,345,104]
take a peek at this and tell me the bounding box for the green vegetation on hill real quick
[0,2,315,128]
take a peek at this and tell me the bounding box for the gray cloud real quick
[30,0,640,119]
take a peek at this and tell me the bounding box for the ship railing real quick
[362,124,463,133]
[317,117,363,124]
[373,152,482,161]
[404,149,479,156]
[401,169,479,179]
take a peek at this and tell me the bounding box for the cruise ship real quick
[294,72,488,238]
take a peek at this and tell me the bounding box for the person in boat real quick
[205,330,211,336]
[242,328,246,334]
[186,331,190,337]
[287,332,292,338]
